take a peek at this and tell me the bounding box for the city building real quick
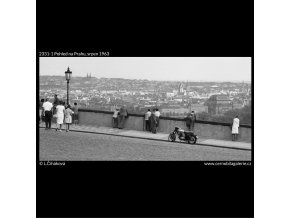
[205,94,233,115]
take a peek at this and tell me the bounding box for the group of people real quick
[144,108,161,134]
[145,109,196,134]
[40,96,241,140]
[112,106,129,129]
[112,107,161,133]
[39,94,79,132]
[143,109,240,141]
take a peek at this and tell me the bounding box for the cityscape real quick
[39,75,252,124]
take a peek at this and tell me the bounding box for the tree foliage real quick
[197,105,251,125]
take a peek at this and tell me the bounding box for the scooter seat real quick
[184,131,194,134]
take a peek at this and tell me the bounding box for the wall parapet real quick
[78,108,251,128]
[78,108,251,142]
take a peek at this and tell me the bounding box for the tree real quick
[223,105,251,125]
[197,112,212,121]
[196,106,252,125]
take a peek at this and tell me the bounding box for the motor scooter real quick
[168,127,198,144]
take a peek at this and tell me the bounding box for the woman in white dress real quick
[55,101,66,132]
[232,115,240,141]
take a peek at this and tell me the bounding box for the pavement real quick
[39,122,251,151]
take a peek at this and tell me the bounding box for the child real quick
[64,105,74,132]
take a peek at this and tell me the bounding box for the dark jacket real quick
[185,115,193,126]
[53,97,60,106]
[119,107,128,117]
[192,113,197,122]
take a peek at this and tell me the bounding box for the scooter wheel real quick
[188,136,197,144]
[168,133,176,142]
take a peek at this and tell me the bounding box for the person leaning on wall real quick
[112,107,119,128]
[72,102,79,125]
[118,105,128,129]
[185,112,193,131]
[39,98,45,124]
[144,109,152,131]
[150,109,157,134]
[232,115,240,141]
[190,111,197,131]
[154,108,161,132]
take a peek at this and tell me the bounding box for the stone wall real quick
[78,109,251,142]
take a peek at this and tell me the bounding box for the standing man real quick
[150,109,157,134]
[72,102,79,125]
[112,107,119,128]
[53,94,60,113]
[39,99,44,124]
[185,113,193,131]
[53,94,60,105]
[191,111,197,131]
[144,109,152,131]
[232,115,240,141]
[154,108,161,132]
[42,98,53,130]
[118,105,128,129]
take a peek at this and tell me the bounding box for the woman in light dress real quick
[55,101,66,132]
[64,104,74,132]
[232,115,240,141]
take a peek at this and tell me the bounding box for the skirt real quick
[65,116,72,124]
[57,114,64,124]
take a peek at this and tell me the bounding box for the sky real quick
[40,57,251,82]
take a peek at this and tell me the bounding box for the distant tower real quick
[90,73,91,78]
[179,83,184,93]
[86,73,88,78]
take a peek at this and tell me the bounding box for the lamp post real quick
[65,67,72,105]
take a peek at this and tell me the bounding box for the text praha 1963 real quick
[38,52,109,57]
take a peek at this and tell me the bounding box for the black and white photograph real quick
[6,0,290,218]
[39,57,252,161]
[34,1,255,218]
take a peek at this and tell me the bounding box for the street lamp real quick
[65,67,72,105]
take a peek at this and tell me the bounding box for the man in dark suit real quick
[118,105,128,129]
[191,111,197,131]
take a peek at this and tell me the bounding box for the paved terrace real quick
[39,122,251,150]
[77,109,252,143]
